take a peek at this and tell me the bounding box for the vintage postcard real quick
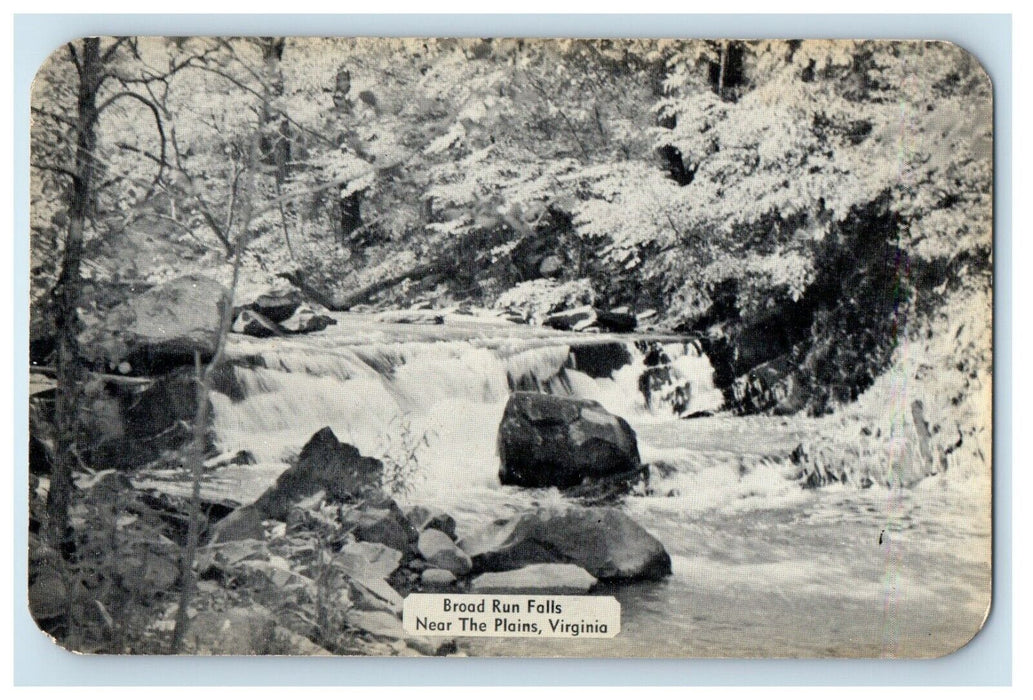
[28,37,992,658]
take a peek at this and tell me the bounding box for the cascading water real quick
[194,313,989,657]
[207,317,724,530]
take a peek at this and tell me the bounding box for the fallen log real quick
[279,261,451,311]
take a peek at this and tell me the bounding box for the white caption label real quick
[403,594,620,638]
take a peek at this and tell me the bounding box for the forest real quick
[28,38,993,656]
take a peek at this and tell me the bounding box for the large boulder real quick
[253,427,384,520]
[543,306,637,333]
[569,342,634,379]
[594,309,637,333]
[498,393,641,488]
[236,287,304,324]
[232,309,283,338]
[543,306,596,332]
[460,505,671,581]
[80,274,229,374]
[280,303,337,335]
[88,368,213,469]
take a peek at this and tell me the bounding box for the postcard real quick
[28,37,992,657]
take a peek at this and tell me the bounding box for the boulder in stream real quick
[498,393,641,488]
[253,427,384,520]
[279,303,337,334]
[236,287,304,324]
[232,309,283,338]
[543,306,637,333]
[461,505,671,581]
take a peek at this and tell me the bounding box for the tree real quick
[32,37,176,545]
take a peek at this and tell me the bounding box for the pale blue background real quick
[12,13,1012,686]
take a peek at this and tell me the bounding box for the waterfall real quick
[209,324,723,519]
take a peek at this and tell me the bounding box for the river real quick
[159,310,991,658]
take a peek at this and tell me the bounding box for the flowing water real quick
[183,311,991,658]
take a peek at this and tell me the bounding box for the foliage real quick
[376,414,434,498]
[31,38,992,415]
[494,278,597,322]
[29,473,179,653]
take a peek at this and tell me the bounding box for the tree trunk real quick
[47,38,101,549]
[259,38,291,184]
[339,187,364,243]
[280,259,453,311]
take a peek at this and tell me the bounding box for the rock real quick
[404,505,457,540]
[594,309,637,333]
[470,563,597,594]
[205,450,257,468]
[461,505,672,581]
[347,574,405,614]
[88,367,207,469]
[114,550,180,594]
[80,274,229,373]
[345,609,405,640]
[338,541,403,580]
[279,303,337,334]
[29,570,69,621]
[209,504,266,544]
[417,529,472,576]
[543,305,596,331]
[497,392,641,489]
[406,636,457,657]
[421,568,457,587]
[569,342,634,379]
[543,306,636,334]
[232,309,283,338]
[254,427,383,520]
[539,255,563,277]
[238,288,304,324]
[341,496,419,554]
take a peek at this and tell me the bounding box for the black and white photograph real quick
[26,36,992,658]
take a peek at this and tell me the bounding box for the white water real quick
[210,322,723,529]
[199,314,990,657]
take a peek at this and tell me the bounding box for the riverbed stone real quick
[405,505,457,540]
[236,287,304,324]
[279,303,337,334]
[209,504,266,544]
[338,540,403,580]
[543,305,597,331]
[341,496,419,554]
[461,505,671,581]
[417,528,472,576]
[254,427,384,520]
[497,393,641,488]
[345,609,405,640]
[470,563,597,594]
[421,568,457,587]
[232,309,283,338]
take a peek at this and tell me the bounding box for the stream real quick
[156,311,991,658]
